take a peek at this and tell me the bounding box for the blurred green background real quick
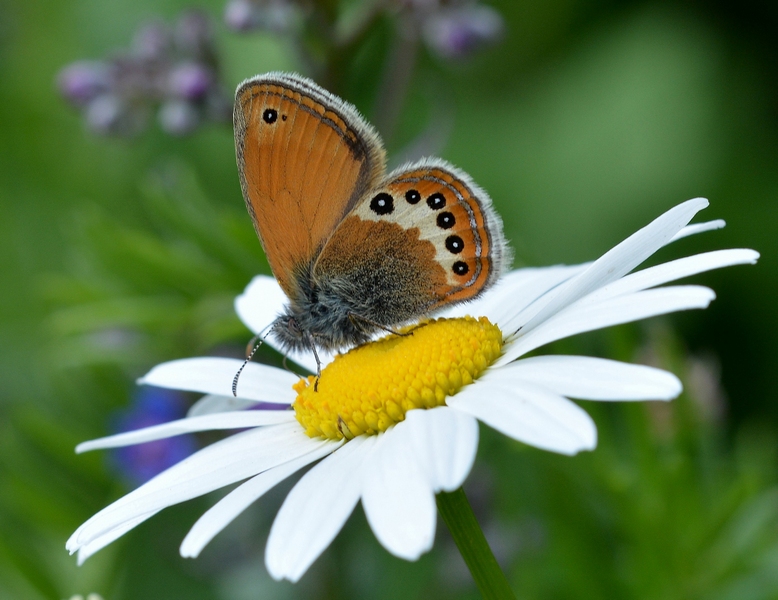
[0,0,776,598]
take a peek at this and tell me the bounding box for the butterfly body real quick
[272,212,447,351]
[234,73,510,353]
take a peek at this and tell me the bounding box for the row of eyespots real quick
[370,189,455,220]
[369,189,471,277]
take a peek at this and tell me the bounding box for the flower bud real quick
[422,4,504,60]
[85,94,125,134]
[224,0,296,33]
[168,62,212,100]
[224,0,256,31]
[132,21,171,60]
[158,100,200,135]
[175,10,213,57]
[57,61,110,106]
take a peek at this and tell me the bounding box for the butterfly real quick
[233,72,509,358]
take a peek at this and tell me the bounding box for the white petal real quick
[467,267,586,334]
[514,198,708,337]
[187,394,263,417]
[358,409,478,562]
[498,285,715,365]
[68,422,319,553]
[449,382,597,455]
[671,219,725,242]
[582,249,759,304]
[491,356,681,401]
[139,357,298,403]
[180,441,338,558]
[438,265,584,329]
[234,275,288,335]
[361,422,437,560]
[76,410,295,452]
[266,435,377,582]
[405,407,478,492]
[484,219,734,336]
[75,511,159,564]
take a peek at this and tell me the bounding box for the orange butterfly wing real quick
[234,73,386,297]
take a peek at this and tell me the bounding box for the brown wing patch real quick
[234,73,386,297]
[314,216,448,324]
[351,159,508,311]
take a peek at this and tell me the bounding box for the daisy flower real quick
[67,198,757,583]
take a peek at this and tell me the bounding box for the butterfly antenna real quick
[232,328,270,397]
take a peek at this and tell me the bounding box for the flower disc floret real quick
[293,317,503,440]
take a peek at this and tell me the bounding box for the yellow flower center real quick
[293,317,503,440]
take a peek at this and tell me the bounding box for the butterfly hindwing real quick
[317,158,508,317]
[234,72,386,297]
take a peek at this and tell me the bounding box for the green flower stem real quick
[436,488,517,600]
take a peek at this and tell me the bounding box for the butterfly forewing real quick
[234,73,386,297]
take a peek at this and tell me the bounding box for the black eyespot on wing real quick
[437,211,455,229]
[427,193,446,210]
[445,235,464,254]
[452,261,469,276]
[405,189,421,204]
[281,114,287,121]
[370,193,394,215]
[263,108,278,124]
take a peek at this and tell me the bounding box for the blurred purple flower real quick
[57,61,111,106]
[158,100,201,135]
[223,0,297,33]
[168,62,213,100]
[84,94,129,135]
[111,387,196,486]
[132,21,171,60]
[224,0,255,31]
[57,10,229,137]
[176,10,214,55]
[421,4,504,60]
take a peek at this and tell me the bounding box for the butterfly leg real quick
[280,354,305,380]
[337,416,354,440]
[305,331,322,391]
[347,312,413,339]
